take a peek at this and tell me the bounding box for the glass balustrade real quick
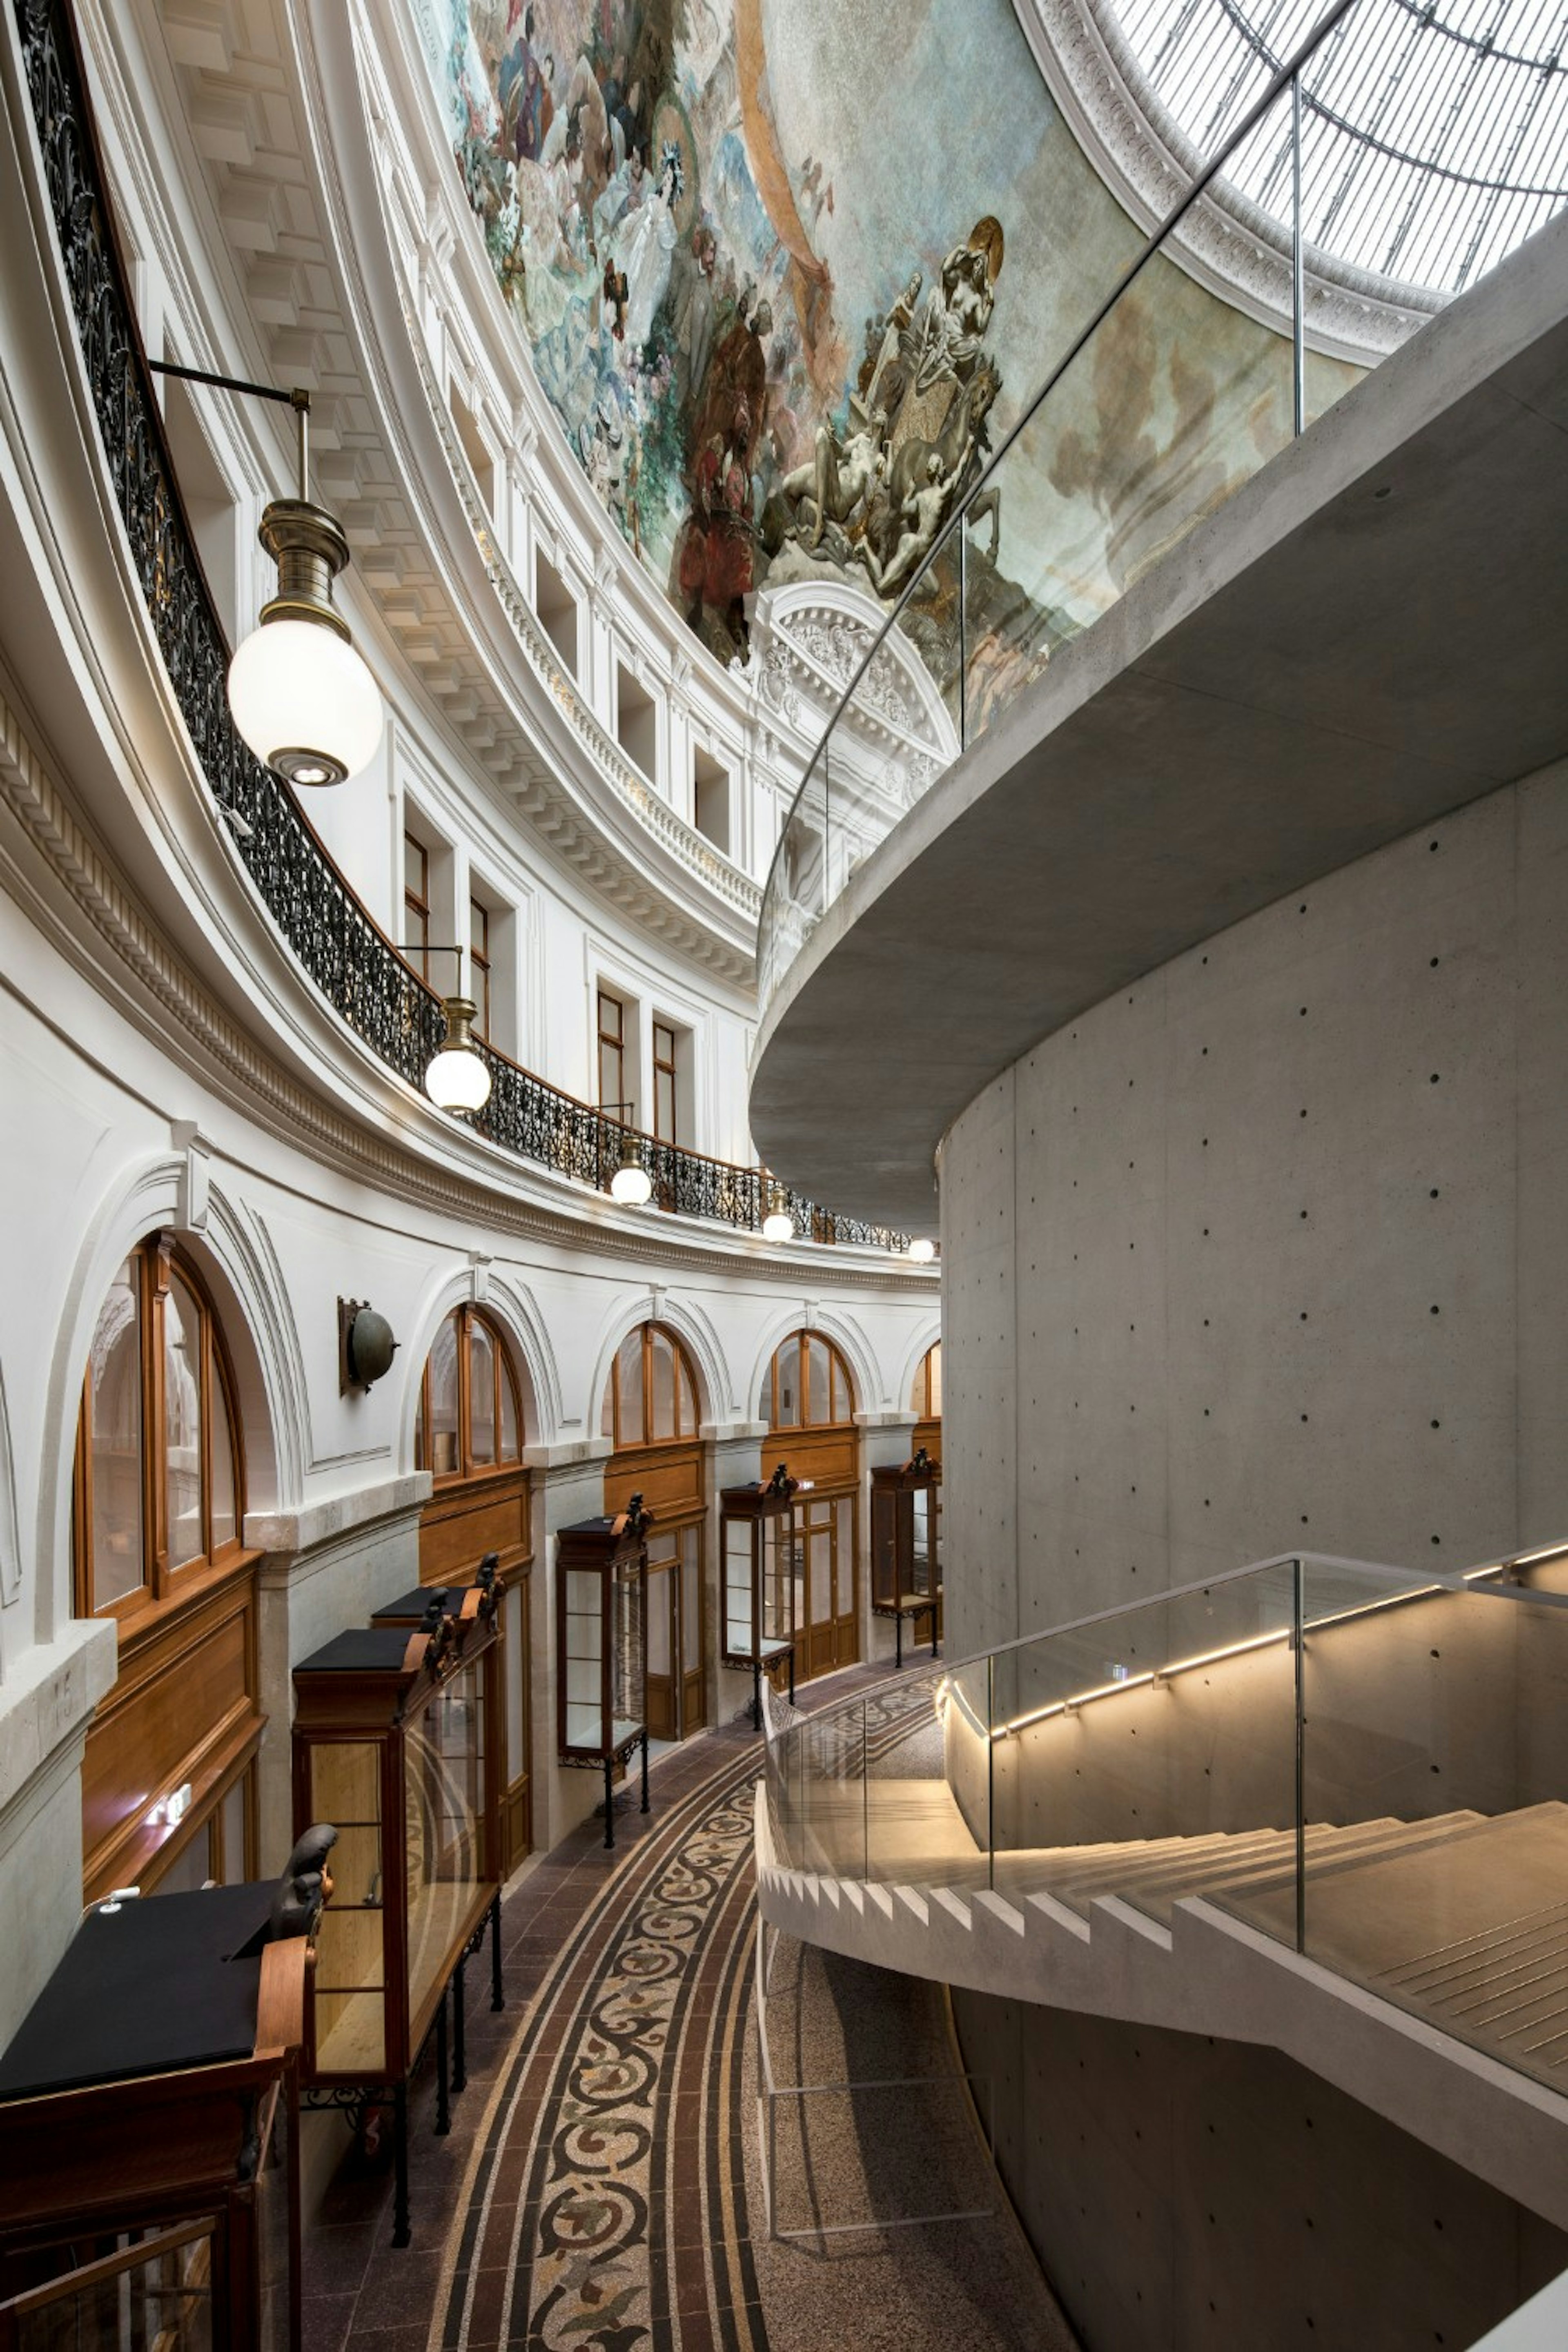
[763,1549,1568,2099]
[757,8,1360,1019]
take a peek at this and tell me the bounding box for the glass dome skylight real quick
[1107,0,1568,294]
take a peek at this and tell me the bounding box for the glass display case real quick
[721,1465,800,1726]
[556,1500,651,1847]
[871,1448,943,1666]
[291,1597,502,2245]
[0,1882,306,2349]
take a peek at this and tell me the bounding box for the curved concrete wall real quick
[941,757,1568,2350]
[943,759,1568,1664]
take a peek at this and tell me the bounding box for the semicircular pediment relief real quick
[408,0,1362,706]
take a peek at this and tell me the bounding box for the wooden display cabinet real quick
[556,1500,651,1848]
[291,1599,502,2246]
[870,1448,944,1666]
[0,1883,306,2348]
[721,1466,800,1726]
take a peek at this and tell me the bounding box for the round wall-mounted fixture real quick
[229,500,383,787]
[339,1297,399,1392]
[425,995,492,1113]
[909,1238,936,1264]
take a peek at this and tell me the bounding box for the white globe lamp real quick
[424,996,491,1114]
[610,1153,653,1207]
[909,1237,936,1264]
[227,499,383,787]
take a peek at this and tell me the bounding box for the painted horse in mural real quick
[860,357,1002,592]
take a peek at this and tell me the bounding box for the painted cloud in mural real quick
[410,0,1357,690]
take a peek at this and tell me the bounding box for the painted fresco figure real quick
[781,408,888,552]
[603,142,683,356]
[667,223,718,414]
[679,432,723,631]
[705,435,755,656]
[696,297,772,475]
[861,448,967,597]
[862,272,922,417]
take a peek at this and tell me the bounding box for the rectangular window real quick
[653,1022,678,1145]
[404,832,430,982]
[470,897,492,1042]
[597,987,626,1112]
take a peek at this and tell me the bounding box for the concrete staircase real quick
[754,1782,1568,2233]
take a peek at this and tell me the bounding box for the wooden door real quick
[644,1522,706,1738]
[645,1556,678,1740]
[795,1491,859,1683]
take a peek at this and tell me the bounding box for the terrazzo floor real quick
[301,1659,1076,2352]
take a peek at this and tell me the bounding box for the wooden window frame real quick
[414,1304,526,1484]
[912,1342,942,1421]
[604,1321,700,1452]
[597,985,626,1112]
[652,1020,679,1147]
[404,831,431,982]
[762,1331,856,1432]
[73,1235,247,1632]
[469,895,492,1042]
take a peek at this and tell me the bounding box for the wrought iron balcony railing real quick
[13,0,909,1254]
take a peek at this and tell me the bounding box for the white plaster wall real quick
[0,871,938,2029]
[943,764,1568,1664]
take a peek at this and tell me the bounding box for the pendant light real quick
[604,1102,653,1205]
[425,993,492,1113]
[152,368,383,788]
[761,1180,794,1244]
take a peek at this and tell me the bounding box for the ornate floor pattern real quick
[302,1665,1074,2352]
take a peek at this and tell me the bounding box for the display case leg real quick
[490,1890,505,2012]
[895,1611,904,1670]
[931,1612,939,1661]
[434,1993,450,2137]
[603,1757,616,1850]
[751,1661,762,1731]
[788,1647,796,1708]
[392,2082,411,2248]
[640,1731,650,1813]
[452,1957,468,2096]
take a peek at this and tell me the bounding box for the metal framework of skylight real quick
[1109,0,1568,291]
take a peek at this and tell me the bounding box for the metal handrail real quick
[766,1539,1568,1748]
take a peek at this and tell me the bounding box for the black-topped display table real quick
[722,1467,799,1728]
[557,1502,651,1849]
[292,1598,502,2246]
[0,1884,305,2346]
[871,1449,944,1667]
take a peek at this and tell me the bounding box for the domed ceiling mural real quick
[410,0,1359,694]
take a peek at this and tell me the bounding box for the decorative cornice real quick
[1013,0,1441,365]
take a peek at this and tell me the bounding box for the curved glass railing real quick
[13,0,911,1256]
[757,0,1365,1015]
[763,1541,1568,2099]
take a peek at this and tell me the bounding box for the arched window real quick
[413,1305,533,1871]
[756,1331,855,1429]
[71,1235,261,1904]
[415,1305,524,1479]
[757,1331,859,1682]
[600,1321,700,1450]
[601,1323,706,1742]
[73,1235,243,1624]
[911,1341,942,1425]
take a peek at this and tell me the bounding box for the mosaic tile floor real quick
[301,1664,1075,2352]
